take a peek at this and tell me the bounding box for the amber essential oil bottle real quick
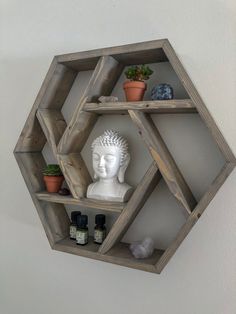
[70,211,81,240]
[76,215,88,245]
[94,214,106,244]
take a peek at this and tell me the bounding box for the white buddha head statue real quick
[91,130,130,183]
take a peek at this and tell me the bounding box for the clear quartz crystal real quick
[129,237,154,259]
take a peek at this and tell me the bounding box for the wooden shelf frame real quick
[36,191,125,213]
[14,39,236,274]
[83,99,197,114]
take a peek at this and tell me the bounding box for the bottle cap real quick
[77,214,88,228]
[71,211,81,223]
[95,214,106,225]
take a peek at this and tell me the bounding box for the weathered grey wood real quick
[57,153,92,198]
[58,57,100,71]
[14,58,57,152]
[36,109,67,156]
[155,162,234,273]
[14,152,70,245]
[129,110,197,214]
[99,162,162,254]
[156,215,198,273]
[14,58,76,152]
[58,55,124,154]
[192,162,235,217]
[54,237,164,273]
[57,39,167,67]
[112,48,167,65]
[14,117,46,153]
[58,107,97,154]
[36,191,125,213]
[39,63,77,110]
[84,99,196,114]
[40,201,70,242]
[14,39,236,274]
[15,153,45,192]
[163,40,236,163]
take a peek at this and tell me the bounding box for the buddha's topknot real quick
[91,130,129,165]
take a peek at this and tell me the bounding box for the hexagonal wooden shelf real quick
[14,39,236,274]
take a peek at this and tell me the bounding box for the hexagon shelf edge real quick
[14,39,236,274]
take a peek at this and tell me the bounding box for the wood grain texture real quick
[58,55,124,154]
[57,39,166,67]
[54,237,164,273]
[163,40,236,163]
[84,99,196,114]
[129,110,197,214]
[14,152,70,245]
[36,109,67,156]
[155,162,235,273]
[155,215,198,273]
[58,107,97,154]
[36,192,124,213]
[38,63,77,110]
[14,58,58,152]
[57,57,100,71]
[191,162,235,217]
[99,162,162,254]
[14,117,46,153]
[112,48,167,65]
[57,153,92,198]
[14,59,76,153]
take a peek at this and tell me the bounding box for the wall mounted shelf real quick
[36,192,124,213]
[14,39,236,274]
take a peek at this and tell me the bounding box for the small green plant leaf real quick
[43,164,63,176]
[124,64,153,81]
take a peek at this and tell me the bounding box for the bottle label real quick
[76,230,88,245]
[70,226,77,239]
[94,230,106,244]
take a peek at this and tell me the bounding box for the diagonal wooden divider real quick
[14,59,77,153]
[14,152,70,246]
[36,107,91,198]
[99,162,162,254]
[57,153,91,198]
[155,162,234,273]
[129,110,197,214]
[56,55,124,198]
[58,55,124,154]
[162,41,236,164]
[36,109,67,157]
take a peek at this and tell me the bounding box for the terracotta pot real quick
[123,80,147,101]
[44,176,64,193]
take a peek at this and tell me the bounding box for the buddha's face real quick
[92,145,122,179]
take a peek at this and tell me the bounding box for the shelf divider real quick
[36,109,67,157]
[58,55,124,155]
[57,153,92,199]
[129,110,197,214]
[99,162,162,255]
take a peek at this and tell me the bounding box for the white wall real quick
[1,1,236,313]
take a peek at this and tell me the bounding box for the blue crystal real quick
[151,83,174,100]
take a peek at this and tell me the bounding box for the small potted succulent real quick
[123,65,153,101]
[43,164,64,193]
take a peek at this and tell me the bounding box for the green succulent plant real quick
[125,65,153,81]
[43,164,63,176]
